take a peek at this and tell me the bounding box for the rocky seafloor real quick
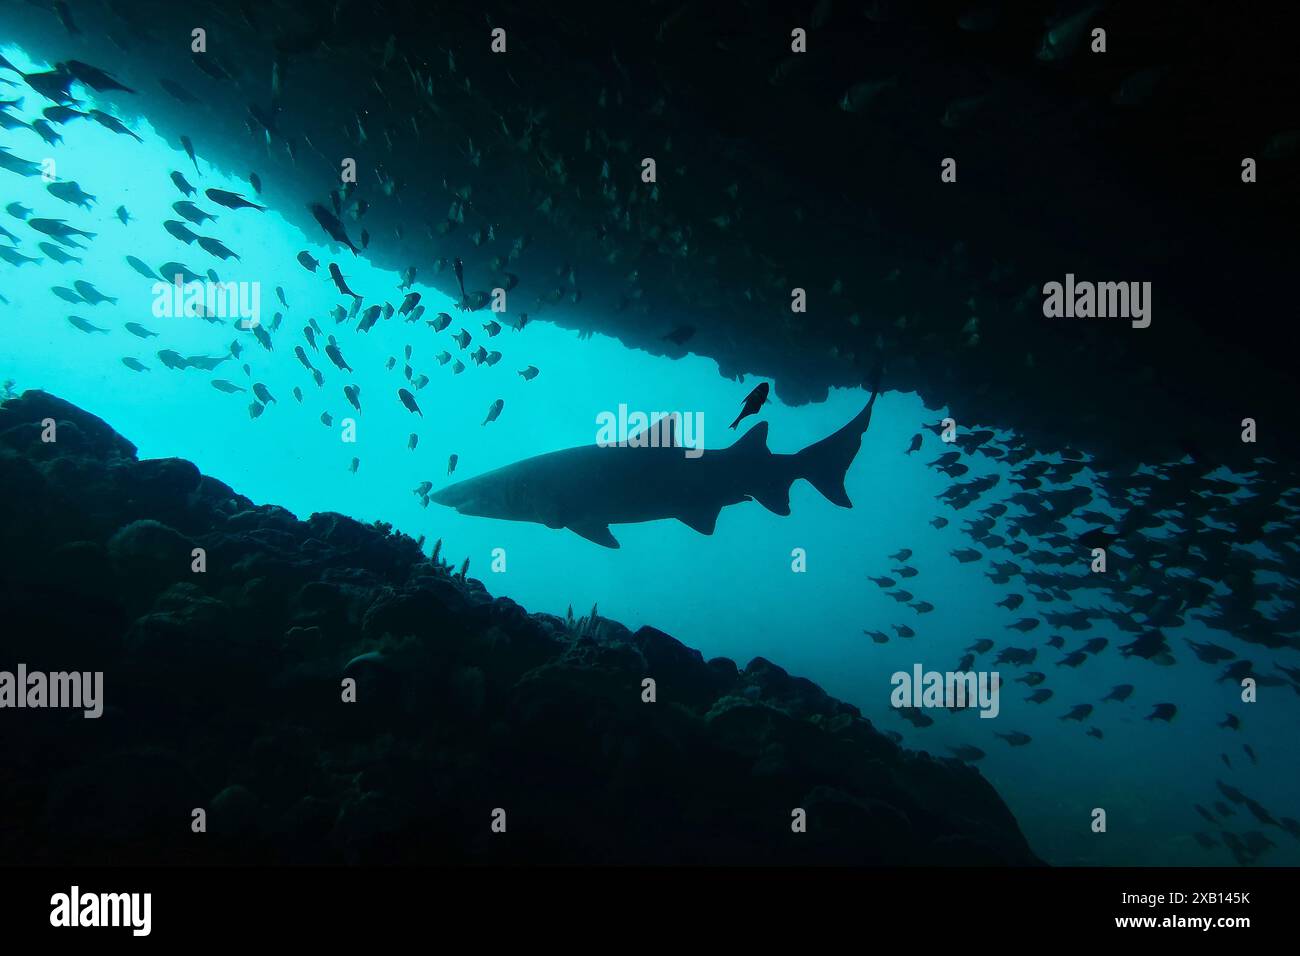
[0,390,1039,865]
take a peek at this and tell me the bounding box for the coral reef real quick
[0,391,1040,865]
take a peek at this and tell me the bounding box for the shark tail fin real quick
[793,391,878,508]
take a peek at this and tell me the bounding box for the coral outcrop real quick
[0,391,1039,865]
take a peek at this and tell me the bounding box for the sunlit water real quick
[2,43,1296,866]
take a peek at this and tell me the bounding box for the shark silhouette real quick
[428,390,880,548]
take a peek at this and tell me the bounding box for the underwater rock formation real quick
[4,4,1297,466]
[0,390,1040,865]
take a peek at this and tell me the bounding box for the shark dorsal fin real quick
[626,412,680,448]
[731,420,769,454]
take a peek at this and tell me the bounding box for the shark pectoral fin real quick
[569,522,620,548]
[676,506,721,535]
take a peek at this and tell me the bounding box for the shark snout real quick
[428,485,460,508]
[428,480,484,514]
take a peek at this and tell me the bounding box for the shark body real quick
[429,391,879,548]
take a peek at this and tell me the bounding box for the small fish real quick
[297,251,319,272]
[39,243,80,264]
[171,171,196,196]
[63,60,134,94]
[482,398,504,425]
[158,261,201,284]
[325,342,351,372]
[407,433,418,451]
[343,384,361,411]
[31,119,62,147]
[320,412,333,427]
[197,236,239,261]
[994,732,1032,747]
[121,357,148,372]
[0,145,45,178]
[125,256,158,280]
[453,328,471,349]
[46,180,95,209]
[453,256,467,307]
[447,454,458,476]
[211,379,246,394]
[518,365,539,381]
[73,280,116,305]
[51,286,83,304]
[5,202,31,219]
[124,322,158,339]
[1145,703,1177,722]
[1101,684,1134,703]
[0,246,40,266]
[309,203,358,254]
[41,105,85,124]
[172,201,217,226]
[205,188,265,211]
[155,350,186,370]
[398,388,422,416]
[115,205,131,225]
[429,312,452,332]
[26,217,94,247]
[249,401,265,419]
[349,457,360,474]
[180,134,200,173]
[67,314,109,334]
[252,383,276,405]
[164,220,200,244]
[185,354,230,371]
[328,263,361,298]
[730,382,769,430]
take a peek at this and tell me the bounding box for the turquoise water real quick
[2,43,1296,866]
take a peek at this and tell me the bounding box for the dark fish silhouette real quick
[729,381,770,430]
